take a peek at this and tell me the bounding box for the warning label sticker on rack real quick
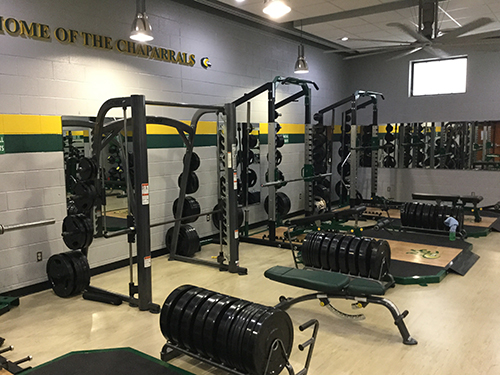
[235,230,239,239]
[233,172,238,190]
[142,183,149,205]
[144,255,151,268]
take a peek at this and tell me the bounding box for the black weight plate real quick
[357,239,373,278]
[404,202,412,227]
[64,251,90,294]
[169,287,204,347]
[320,232,336,269]
[408,203,418,228]
[435,205,443,230]
[370,240,391,280]
[337,162,351,177]
[385,132,395,142]
[160,285,196,341]
[386,124,394,133]
[383,155,396,168]
[192,293,225,357]
[275,134,285,148]
[275,149,282,166]
[215,300,252,365]
[277,192,291,216]
[234,304,264,372]
[73,182,97,212]
[400,202,408,226]
[415,203,424,228]
[172,197,200,224]
[62,252,82,296]
[327,235,344,272]
[338,236,354,274]
[78,214,94,249]
[249,134,258,149]
[421,204,431,229]
[227,304,257,369]
[203,296,239,361]
[335,181,348,198]
[347,237,363,275]
[46,253,76,297]
[248,168,258,188]
[178,172,199,194]
[313,184,329,202]
[301,232,317,267]
[313,133,327,147]
[183,152,200,172]
[311,232,326,269]
[179,289,216,353]
[77,157,97,181]
[240,306,270,373]
[62,214,88,250]
[439,205,449,230]
[428,204,437,229]
[313,146,326,162]
[243,308,293,375]
[248,150,255,165]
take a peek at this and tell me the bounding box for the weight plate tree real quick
[160,285,293,375]
[301,231,391,280]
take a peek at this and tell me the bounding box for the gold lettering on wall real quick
[1,15,200,68]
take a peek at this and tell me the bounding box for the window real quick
[410,56,467,96]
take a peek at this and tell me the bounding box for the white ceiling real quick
[213,0,500,50]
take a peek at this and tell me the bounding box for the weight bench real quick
[264,266,417,345]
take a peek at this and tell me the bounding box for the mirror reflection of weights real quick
[382,123,396,168]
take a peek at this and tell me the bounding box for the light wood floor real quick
[2,233,500,375]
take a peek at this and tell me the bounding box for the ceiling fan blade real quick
[424,46,449,58]
[323,44,412,54]
[338,37,414,44]
[387,46,423,61]
[343,45,415,60]
[387,22,429,44]
[436,17,493,43]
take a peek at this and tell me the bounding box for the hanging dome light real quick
[263,0,291,19]
[294,44,309,74]
[130,0,153,42]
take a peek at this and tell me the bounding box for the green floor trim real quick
[22,347,193,375]
[394,269,448,286]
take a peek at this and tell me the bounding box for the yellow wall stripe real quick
[0,115,62,135]
[258,123,305,135]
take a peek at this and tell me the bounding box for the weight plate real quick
[313,196,327,215]
[313,184,329,202]
[335,181,348,199]
[386,124,394,133]
[243,308,293,375]
[62,214,89,250]
[179,289,216,353]
[234,304,264,372]
[385,132,395,142]
[165,225,200,257]
[249,134,258,149]
[78,214,94,249]
[421,204,431,229]
[169,287,204,347]
[192,293,225,357]
[264,192,291,216]
[227,304,256,370]
[46,253,76,297]
[327,235,344,272]
[408,203,418,228]
[64,251,90,294]
[383,155,396,168]
[314,163,327,175]
[428,204,437,229]
[301,232,317,267]
[337,162,351,177]
[178,172,199,194]
[77,157,97,181]
[183,152,200,172]
[357,239,373,278]
[415,203,424,228]
[160,285,196,341]
[248,168,258,188]
[404,202,412,227]
[275,134,285,148]
[435,205,444,230]
[215,300,252,365]
[240,306,270,373]
[172,196,201,224]
[313,146,326,163]
[73,182,97,212]
[400,202,408,226]
[370,240,391,280]
[203,296,239,361]
[311,232,326,269]
[347,237,363,275]
[338,236,354,274]
[313,133,327,147]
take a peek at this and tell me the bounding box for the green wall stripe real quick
[4,135,62,153]
[146,134,217,148]
[259,134,304,144]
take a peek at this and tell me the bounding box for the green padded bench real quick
[265,266,417,345]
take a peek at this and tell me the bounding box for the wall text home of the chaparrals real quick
[0,16,197,67]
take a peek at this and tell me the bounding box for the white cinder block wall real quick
[0,0,349,292]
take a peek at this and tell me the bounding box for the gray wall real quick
[0,0,348,292]
[346,48,500,204]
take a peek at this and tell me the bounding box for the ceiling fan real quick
[327,0,497,60]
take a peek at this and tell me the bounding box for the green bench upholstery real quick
[264,266,387,296]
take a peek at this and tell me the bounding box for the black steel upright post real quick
[267,85,277,242]
[224,103,241,273]
[350,99,358,205]
[130,95,153,311]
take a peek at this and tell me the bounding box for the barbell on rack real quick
[0,218,55,235]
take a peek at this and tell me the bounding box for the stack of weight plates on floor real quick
[160,285,293,375]
[165,225,200,257]
[400,202,464,232]
[301,231,391,280]
[46,251,90,297]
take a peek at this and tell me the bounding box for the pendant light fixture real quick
[263,0,291,19]
[294,22,309,74]
[130,0,153,42]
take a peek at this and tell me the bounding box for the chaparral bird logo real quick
[407,249,440,259]
[201,57,211,69]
